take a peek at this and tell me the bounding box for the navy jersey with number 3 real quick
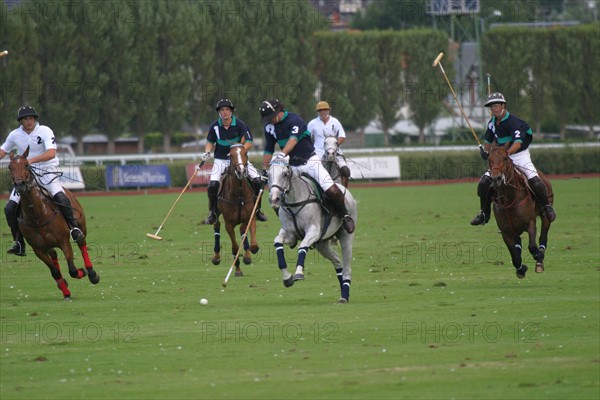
[263,112,314,166]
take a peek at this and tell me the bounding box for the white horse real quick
[267,158,357,303]
[322,135,341,184]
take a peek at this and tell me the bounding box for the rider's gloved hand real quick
[274,152,286,160]
[480,147,489,161]
[201,152,212,162]
[260,169,269,182]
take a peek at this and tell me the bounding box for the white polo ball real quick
[200,298,208,306]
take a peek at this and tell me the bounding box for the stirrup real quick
[342,215,355,234]
[544,205,556,222]
[470,211,488,226]
[7,241,26,256]
[70,228,85,243]
[255,209,268,222]
[206,211,217,225]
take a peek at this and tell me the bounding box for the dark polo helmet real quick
[259,98,283,123]
[484,92,507,107]
[215,98,235,112]
[17,105,39,121]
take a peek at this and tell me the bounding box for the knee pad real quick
[339,166,351,179]
[4,200,19,226]
[477,175,493,197]
[207,181,220,196]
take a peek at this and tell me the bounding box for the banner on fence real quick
[347,156,401,180]
[105,165,171,189]
[186,163,212,186]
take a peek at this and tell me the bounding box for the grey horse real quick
[267,158,357,303]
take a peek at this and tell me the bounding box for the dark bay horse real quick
[268,158,357,303]
[8,148,99,299]
[211,144,259,276]
[488,147,554,278]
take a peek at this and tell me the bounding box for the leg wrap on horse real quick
[5,200,25,255]
[251,178,268,221]
[206,181,220,224]
[529,176,556,222]
[325,185,355,234]
[53,192,85,243]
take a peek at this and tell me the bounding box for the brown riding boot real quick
[251,178,268,222]
[325,185,355,234]
[53,192,85,243]
[529,176,556,222]
[205,181,219,224]
[470,175,493,226]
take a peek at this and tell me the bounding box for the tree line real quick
[1,0,597,154]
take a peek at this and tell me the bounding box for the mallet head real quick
[432,52,444,68]
[146,233,163,240]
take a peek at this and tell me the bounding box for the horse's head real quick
[228,144,248,180]
[488,146,512,186]
[267,158,292,209]
[323,136,338,162]
[8,147,34,194]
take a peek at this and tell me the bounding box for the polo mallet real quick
[222,182,266,288]
[486,73,493,117]
[0,50,8,58]
[146,162,204,240]
[432,52,483,151]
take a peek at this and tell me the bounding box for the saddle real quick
[293,173,336,240]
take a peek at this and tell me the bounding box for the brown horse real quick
[210,144,259,276]
[8,148,100,299]
[488,147,554,278]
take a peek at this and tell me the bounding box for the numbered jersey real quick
[1,123,59,169]
[263,111,314,166]
[484,112,532,153]
[206,116,253,160]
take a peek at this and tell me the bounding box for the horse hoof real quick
[63,296,72,302]
[250,246,259,255]
[243,256,252,265]
[235,271,244,277]
[88,271,100,284]
[283,276,295,288]
[211,257,221,265]
[293,273,305,281]
[535,262,544,273]
[337,298,348,304]
[516,264,528,279]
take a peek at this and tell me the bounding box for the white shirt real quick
[1,123,59,170]
[307,116,346,158]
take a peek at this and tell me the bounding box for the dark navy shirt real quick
[207,116,253,160]
[263,111,314,166]
[484,111,533,153]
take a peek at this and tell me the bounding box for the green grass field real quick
[1,177,598,399]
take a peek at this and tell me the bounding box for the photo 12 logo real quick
[1,321,139,344]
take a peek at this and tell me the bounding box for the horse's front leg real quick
[211,220,221,265]
[502,232,527,279]
[77,241,100,284]
[224,222,242,276]
[536,215,552,273]
[274,228,296,287]
[293,226,322,281]
[34,247,71,299]
[526,218,544,273]
[62,243,86,279]
[239,222,254,266]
